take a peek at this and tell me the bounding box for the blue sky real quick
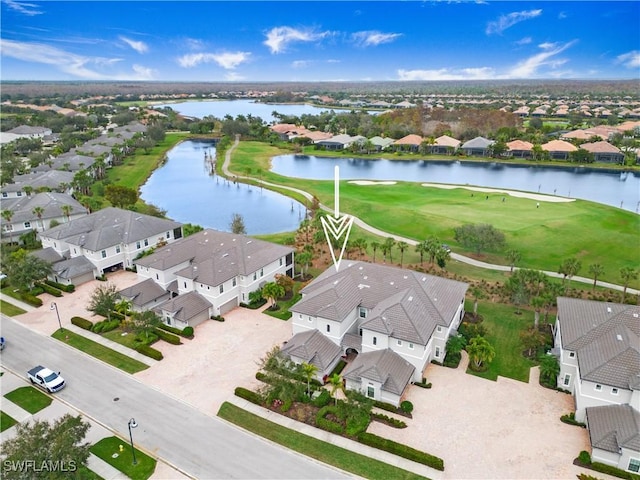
[1,1,638,82]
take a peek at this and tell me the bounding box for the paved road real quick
[223,136,638,296]
[0,315,350,480]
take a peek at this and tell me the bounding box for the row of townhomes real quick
[270,120,640,163]
[1,122,147,243]
[554,297,640,473]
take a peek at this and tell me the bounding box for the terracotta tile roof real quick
[541,139,577,152]
[434,135,461,147]
[579,141,621,154]
[394,134,423,145]
[506,140,533,151]
[561,130,596,140]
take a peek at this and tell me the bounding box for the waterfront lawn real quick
[90,436,156,480]
[466,300,536,383]
[4,387,52,414]
[52,329,148,374]
[218,402,426,480]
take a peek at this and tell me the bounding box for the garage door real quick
[219,297,238,315]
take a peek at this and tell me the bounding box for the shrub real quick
[443,351,462,368]
[578,451,591,465]
[400,400,414,414]
[29,286,44,296]
[96,275,107,281]
[329,360,347,377]
[92,321,105,333]
[36,282,63,297]
[234,387,262,405]
[153,328,181,345]
[357,432,444,471]
[182,326,194,337]
[110,311,125,322]
[590,461,640,480]
[71,316,93,330]
[373,400,400,413]
[101,319,121,333]
[312,389,331,408]
[561,412,586,428]
[45,280,75,292]
[316,406,344,435]
[371,412,407,429]
[18,292,43,307]
[135,344,163,360]
[210,315,225,322]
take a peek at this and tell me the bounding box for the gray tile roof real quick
[343,348,415,396]
[42,207,182,252]
[3,192,85,224]
[51,256,95,279]
[558,297,640,389]
[2,170,75,193]
[461,136,494,149]
[294,261,468,345]
[31,247,64,264]
[586,404,640,453]
[118,278,169,308]
[32,154,96,173]
[281,329,342,371]
[135,229,293,285]
[154,291,212,322]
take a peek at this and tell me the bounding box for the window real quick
[359,328,362,336]
[24,221,31,228]
[101,250,106,258]
[612,388,619,395]
[595,384,602,391]
[156,273,159,280]
[367,386,374,398]
[253,272,257,281]
[136,241,141,249]
[219,285,224,294]
[260,268,264,277]
[569,352,575,358]
[397,340,402,346]
[326,324,330,333]
[166,231,170,239]
[437,326,442,333]
[183,282,187,288]
[232,278,237,287]
[629,459,640,473]
[279,258,283,266]
[409,343,414,349]
[372,336,377,346]
[358,307,367,319]
[563,374,571,386]
[435,346,441,357]
[144,239,149,247]
[17,191,22,197]
[1,192,6,198]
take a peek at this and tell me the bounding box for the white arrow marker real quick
[321,166,354,272]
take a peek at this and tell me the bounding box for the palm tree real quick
[470,286,485,320]
[383,237,396,264]
[466,336,496,370]
[397,241,409,267]
[415,240,428,267]
[370,241,380,263]
[1,209,14,244]
[328,373,344,406]
[60,205,73,223]
[530,296,545,329]
[506,249,522,273]
[301,362,318,398]
[588,263,605,291]
[23,185,34,197]
[32,206,45,230]
[538,355,560,387]
[619,267,638,304]
[558,257,582,294]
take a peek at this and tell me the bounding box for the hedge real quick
[153,327,181,345]
[575,452,640,480]
[357,432,445,471]
[316,406,344,435]
[328,360,346,378]
[71,316,93,330]
[561,412,586,428]
[19,292,42,307]
[92,319,120,334]
[371,412,407,429]
[312,389,331,408]
[373,400,400,413]
[234,387,262,405]
[210,315,225,322]
[35,282,63,297]
[110,311,125,322]
[135,344,163,361]
[45,280,75,293]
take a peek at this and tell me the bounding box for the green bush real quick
[443,351,462,368]
[561,412,586,428]
[329,360,347,377]
[135,344,163,360]
[578,451,591,465]
[36,282,63,297]
[153,328,181,345]
[312,389,331,408]
[19,292,43,307]
[182,326,194,337]
[590,461,640,480]
[234,387,262,405]
[373,400,399,413]
[210,315,225,322]
[371,412,407,429]
[316,406,344,435]
[357,432,445,471]
[110,311,125,322]
[400,400,414,414]
[92,321,105,333]
[29,286,44,296]
[44,280,74,293]
[71,316,93,330]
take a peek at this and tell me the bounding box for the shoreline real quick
[420,183,576,203]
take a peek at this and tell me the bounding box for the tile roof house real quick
[154,290,213,330]
[579,141,624,164]
[368,136,396,152]
[134,229,294,318]
[431,135,461,155]
[7,125,52,138]
[586,404,640,474]
[32,153,96,173]
[118,278,171,312]
[1,170,75,198]
[506,140,534,158]
[460,136,494,156]
[39,207,183,277]
[393,134,423,152]
[541,140,577,160]
[287,261,468,406]
[314,134,360,151]
[281,329,343,382]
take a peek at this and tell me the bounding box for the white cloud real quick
[397,67,495,81]
[486,9,542,35]
[2,0,42,16]
[119,36,149,54]
[506,40,576,78]
[615,50,640,69]
[0,39,154,80]
[263,26,330,54]
[351,31,402,47]
[177,51,250,69]
[515,37,532,46]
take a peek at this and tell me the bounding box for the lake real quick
[140,140,305,234]
[271,154,640,213]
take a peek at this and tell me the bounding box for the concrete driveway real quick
[12,270,592,479]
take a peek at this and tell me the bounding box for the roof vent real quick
[247,240,252,244]
[363,276,368,280]
[434,298,437,302]
[408,296,413,301]
[390,281,394,285]
[222,253,229,257]
[359,266,363,270]
[616,334,623,341]
[607,307,612,313]
[633,313,639,318]
[403,275,408,279]
[422,276,426,281]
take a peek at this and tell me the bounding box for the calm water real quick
[154,99,333,123]
[271,155,640,213]
[140,140,305,234]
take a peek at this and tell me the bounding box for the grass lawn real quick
[52,329,148,374]
[0,411,17,432]
[0,300,26,316]
[4,387,52,414]
[218,402,427,480]
[466,300,537,382]
[229,141,639,289]
[90,436,156,480]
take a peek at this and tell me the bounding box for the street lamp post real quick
[50,302,62,331]
[128,418,138,465]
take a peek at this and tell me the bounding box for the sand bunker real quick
[348,180,397,186]
[421,183,575,203]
